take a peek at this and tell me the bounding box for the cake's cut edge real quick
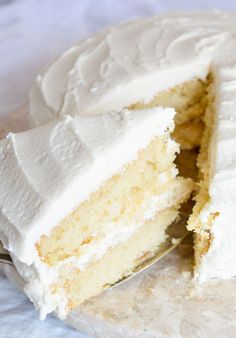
[187,75,219,280]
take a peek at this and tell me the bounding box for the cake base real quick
[63,235,236,338]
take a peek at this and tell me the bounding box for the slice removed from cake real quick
[0,107,193,319]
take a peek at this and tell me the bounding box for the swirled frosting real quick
[29,11,236,283]
[30,11,235,125]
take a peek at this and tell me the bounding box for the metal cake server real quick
[0,213,189,287]
[0,243,13,266]
[110,212,189,288]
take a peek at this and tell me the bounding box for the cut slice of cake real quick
[0,107,193,319]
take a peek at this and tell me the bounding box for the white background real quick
[0,1,236,337]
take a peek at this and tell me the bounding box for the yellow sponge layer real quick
[187,76,218,267]
[129,78,208,150]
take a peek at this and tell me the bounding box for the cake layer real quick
[130,78,208,150]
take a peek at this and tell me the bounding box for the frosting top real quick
[30,11,234,125]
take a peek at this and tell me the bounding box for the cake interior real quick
[35,76,214,315]
[130,75,215,275]
[187,79,217,266]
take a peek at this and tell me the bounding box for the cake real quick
[29,12,236,282]
[1,11,236,320]
[0,107,193,318]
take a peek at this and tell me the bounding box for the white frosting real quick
[0,106,177,318]
[29,12,236,283]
